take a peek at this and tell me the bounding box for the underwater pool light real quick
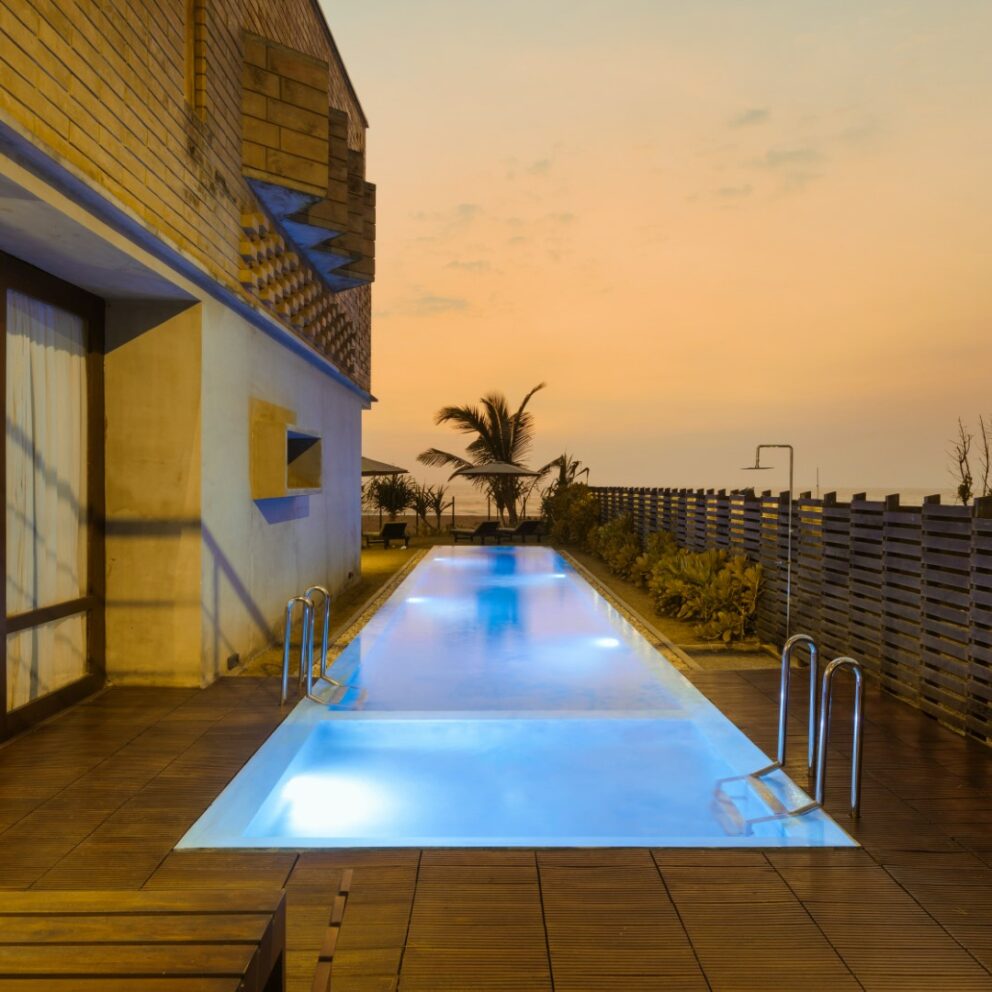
[282,773,391,835]
[593,637,621,649]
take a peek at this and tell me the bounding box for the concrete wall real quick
[199,297,362,683]
[1,0,372,690]
[102,296,361,687]
[104,301,204,685]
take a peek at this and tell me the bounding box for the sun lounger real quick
[451,520,501,544]
[363,521,409,548]
[497,519,544,543]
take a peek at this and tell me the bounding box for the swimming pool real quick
[180,546,855,848]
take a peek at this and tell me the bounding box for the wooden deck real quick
[0,673,991,990]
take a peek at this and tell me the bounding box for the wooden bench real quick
[0,890,286,991]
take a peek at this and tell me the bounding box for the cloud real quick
[757,146,823,169]
[715,184,753,198]
[737,145,826,194]
[728,107,770,128]
[402,294,469,316]
[836,119,882,147]
[411,203,483,226]
[780,171,821,192]
[446,259,492,272]
[505,154,560,181]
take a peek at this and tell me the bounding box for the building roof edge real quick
[308,0,369,129]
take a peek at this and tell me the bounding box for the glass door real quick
[1,253,104,737]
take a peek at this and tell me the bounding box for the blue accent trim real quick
[0,120,373,406]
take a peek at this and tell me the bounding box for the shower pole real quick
[743,444,794,639]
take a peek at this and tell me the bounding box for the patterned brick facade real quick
[0,0,373,390]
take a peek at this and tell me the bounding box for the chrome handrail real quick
[814,656,865,818]
[304,585,331,678]
[281,595,313,705]
[752,633,818,778]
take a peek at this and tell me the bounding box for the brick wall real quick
[0,0,372,390]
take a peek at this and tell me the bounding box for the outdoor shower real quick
[742,444,794,638]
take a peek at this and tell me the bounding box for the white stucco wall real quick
[199,297,363,683]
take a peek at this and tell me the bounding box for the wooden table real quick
[0,890,286,991]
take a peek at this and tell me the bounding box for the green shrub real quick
[646,546,761,642]
[628,530,678,588]
[542,483,601,546]
[586,517,761,644]
[365,475,415,520]
[693,555,763,642]
[588,514,642,579]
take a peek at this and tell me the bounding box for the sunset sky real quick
[326,1,991,497]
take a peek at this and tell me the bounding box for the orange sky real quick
[326,1,992,496]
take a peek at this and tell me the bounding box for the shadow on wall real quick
[103,517,275,676]
[104,300,194,351]
[256,496,310,523]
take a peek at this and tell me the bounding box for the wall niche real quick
[250,398,323,499]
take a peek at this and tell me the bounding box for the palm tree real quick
[418,383,549,524]
[410,482,432,534]
[425,483,454,532]
[366,475,416,520]
[545,452,589,495]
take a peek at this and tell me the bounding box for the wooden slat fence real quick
[592,486,992,744]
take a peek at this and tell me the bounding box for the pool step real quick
[712,766,819,837]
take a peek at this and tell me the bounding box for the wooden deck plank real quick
[553,978,707,992]
[0,913,272,943]
[0,943,258,974]
[144,851,298,890]
[0,981,239,991]
[0,890,284,913]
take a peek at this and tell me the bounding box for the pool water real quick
[180,546,855,848]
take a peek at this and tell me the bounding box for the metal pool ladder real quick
[713,636,865,833]
[280,586,361,705]
[814,657,866,819]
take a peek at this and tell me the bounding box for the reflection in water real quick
[477,586,522,639]
[478,547,522,636]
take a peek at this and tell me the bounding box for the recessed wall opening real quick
[287,430,322,491]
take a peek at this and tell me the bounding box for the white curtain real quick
[5,290,88,710]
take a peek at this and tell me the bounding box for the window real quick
[0,253,104,736]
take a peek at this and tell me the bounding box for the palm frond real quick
[535,455,563,477]
[479,393,513,461]
[435,404,488,436]
[417,448,473,471]
[508,382,546,461]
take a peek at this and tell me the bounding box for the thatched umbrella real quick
[362,456,409,525]
[451,462,542,520]
[361,456,408,477]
